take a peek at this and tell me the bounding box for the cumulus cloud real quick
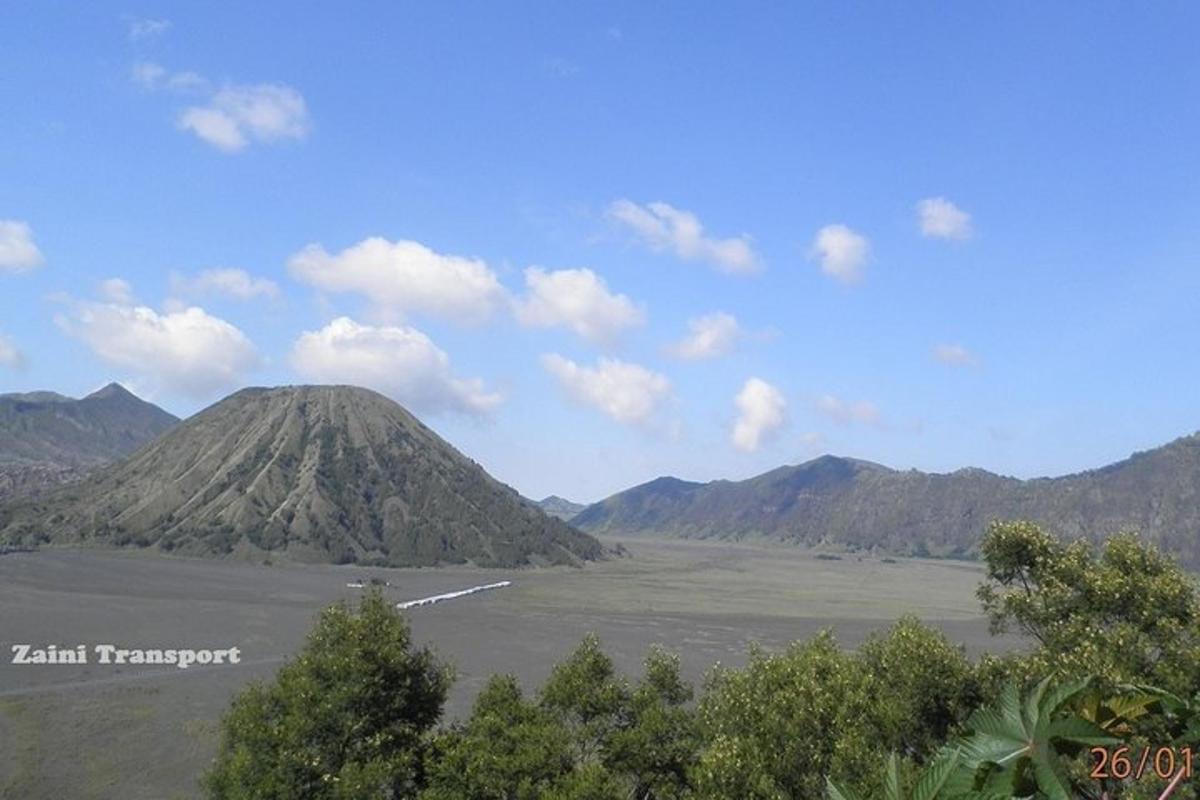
[607,199,759,275]
[731,377,787,452]
[59,298,259,398]
[666,312,741,360]
[0,333,26,370]
[128,17,171,41]
[289,237,505,325]
[132,61,305,151]
[810,224,869,284]
[515,267,643,345]
[171,268,280,302]
[290,317,500,417]
[541,353,671,427]
[179,84,310,152]
[815,394,881,426]
[932,343,978,367]
[0,220,44,273]
[98,278,134,304]
[918,197,972,240]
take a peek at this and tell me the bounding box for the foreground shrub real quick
[977,521,1200,696]
[692,619,980,799]
[424,636,697,799]
[204,590,451,800]
[422,675,575,799]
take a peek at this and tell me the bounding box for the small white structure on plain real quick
[396,580,512,610]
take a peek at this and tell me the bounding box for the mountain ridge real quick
[0,383,179,500]
[0,385,603,568]
[572,433,1200,566]
[535,495,586,521]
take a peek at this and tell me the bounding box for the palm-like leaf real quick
[955,676,1120,798]
[1080,684,1181,734]
[909,747,960,800]
[826,776,866,800]
[827,677,1129,800]
[826,749,960,800]
[884,753,902,800]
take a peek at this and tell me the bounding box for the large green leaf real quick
[909,747,960,800]
[955,677,1118,799]
[1045,716,1120,746]
[883,753,902,800]
[825,777,866,800]
[1038,676,1091,719]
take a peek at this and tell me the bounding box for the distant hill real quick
[0,383,179,500]
[0,385,604,568]
[572,435,1200,567]
[537,495,586,521]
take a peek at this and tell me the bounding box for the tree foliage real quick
[693,619,981,799]
[205,520,1200,800]
[977,521,1200,695]
[204,590,451,799]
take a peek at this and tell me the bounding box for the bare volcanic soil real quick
[0,540,1013,800]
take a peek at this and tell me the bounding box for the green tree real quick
[976,521,1200,695]
[692,618,981,799]
[204,590,452,799]
[855,616,984,759]
[421,674,575,799]
[692,632,876,799]
[539,633,631,766]
[426,636,700,799]
[604,647,700,798]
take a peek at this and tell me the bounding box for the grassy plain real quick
[0,537,1015,799]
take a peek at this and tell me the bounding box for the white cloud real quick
[0,220,44,273]
[98,278,134,304]
[810,224,869,284]
[290,317,500,417]
[515,267,643,345]
[131,61,207,93]
[666,312,741,360]
[731,377,787,452]
[607,199,759,275]
[918,197,972,240]
[128,17,171,41]
[289,237,505,324]
[131,61,166,88]
[179,84,310,152]
[816,394,881,426]
[0,333,26,370]
[171,268,280,302]
[59,298,259,398]
[541,353,671,426]
[933,343,978,367]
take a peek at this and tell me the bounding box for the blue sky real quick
[3,3,1199,502]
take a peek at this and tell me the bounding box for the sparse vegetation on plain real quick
[200,522,1200,799]
[0,536,1003,799]
[194,522,1200,796]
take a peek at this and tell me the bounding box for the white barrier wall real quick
[396,580,512,609]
